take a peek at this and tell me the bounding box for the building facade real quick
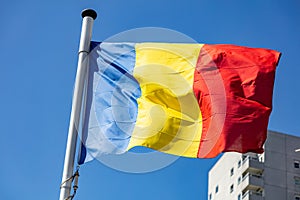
[208,131,300,200]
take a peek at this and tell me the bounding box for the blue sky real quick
[0,0,300,199]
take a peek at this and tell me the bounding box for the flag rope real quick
[60,166,80,200]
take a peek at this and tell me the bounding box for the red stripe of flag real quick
[193,44,281,158]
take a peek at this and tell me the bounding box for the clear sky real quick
[0,0,300,199]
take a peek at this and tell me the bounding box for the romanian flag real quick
[78,42,280,164]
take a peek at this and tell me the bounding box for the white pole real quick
[59,9,97,200]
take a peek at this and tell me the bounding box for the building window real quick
[230,184,234,193]
[238,194,241,200]
[295,160,300,169]
[238,160,241,168]
[215,185,219,193]
[242,155,247,161]
[237,177,241,185]
[230,167,234,176]
[209,193,212,200]
[295,176,300,185]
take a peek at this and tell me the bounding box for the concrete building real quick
[208,131,300,200]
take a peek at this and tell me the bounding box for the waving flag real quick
[78,42,280,164]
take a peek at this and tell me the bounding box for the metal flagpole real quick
[59,9,97,200]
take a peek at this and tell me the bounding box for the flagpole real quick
[59,9,97,200]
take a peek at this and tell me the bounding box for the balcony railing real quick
[242,190,263,200]
[241,173,263,192]
[241,155,264,175]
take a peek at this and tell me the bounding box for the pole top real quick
[81,9,97,20]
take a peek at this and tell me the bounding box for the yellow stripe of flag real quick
[127,43,204,157]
